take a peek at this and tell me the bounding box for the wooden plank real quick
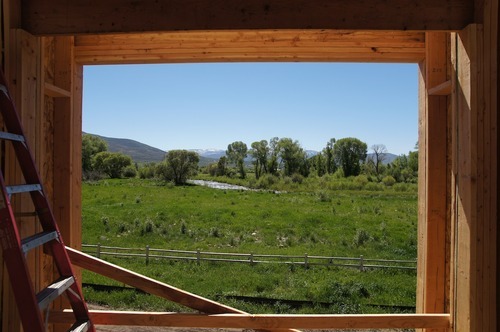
[482,1,498,330]
[416,60,427,319]
[428,80,452,95]
[453,25,479,332]
[21,0,474,34]
[44,82,70,98]
[52,36,74,245]
[66,247,250,315]
[75,52,426,65]
[74,30,426,47]
[50,310,451,330]
[67,248,302,332]
[73,30,426,64]
[420,33,448,321]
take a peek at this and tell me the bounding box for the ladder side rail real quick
[0,173,45,332]
[0,70,95,331]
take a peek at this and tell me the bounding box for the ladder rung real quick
[6,184,42,195]
[37,276,75,311]
[0,131,25,143]
[21,231,59,254]
[68,320,90,332]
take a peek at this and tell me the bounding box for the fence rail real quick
[81,244,417,271]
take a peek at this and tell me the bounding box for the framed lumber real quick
[451,19,498,331]
[44,82,70,98]
[416,32,449,322]
[22,0,473,35]
[2,28,41,332]
[74,30,425,64]
[428,80,452,95]
[66,247,248,315]
[50,310,451,330]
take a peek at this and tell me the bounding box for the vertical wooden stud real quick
[452,19,498,331]
[2,28,40,332]
[417,33,449,332]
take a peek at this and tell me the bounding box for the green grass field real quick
[82,178,417,314]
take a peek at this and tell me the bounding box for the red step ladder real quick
[0,69,94,331]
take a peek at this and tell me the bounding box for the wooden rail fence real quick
[82,244,416,271]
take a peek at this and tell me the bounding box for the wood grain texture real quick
[21,0,474,35]
[67,247,300,332]
[74,30,425,64]
[66,247,250,315]
[50,310,451,329]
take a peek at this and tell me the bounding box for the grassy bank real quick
[82,178,417,314]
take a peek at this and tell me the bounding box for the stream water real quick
[187,179,251,191]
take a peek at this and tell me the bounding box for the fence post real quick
[304,253,309,269]
[145,245,150,265]
[359,255,364,271]
[196,250,201,265]
[249,253,254,265]
[96,243,101,258]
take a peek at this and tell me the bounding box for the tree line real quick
[207,137,417,185]
[82,134,418,186]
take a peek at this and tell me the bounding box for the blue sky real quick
[82,63,418,155]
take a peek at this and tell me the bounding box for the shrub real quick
[138,163,156,179]
[117,222,128,233]
[141,219,154,235]
[353,174,369,186]
[316,190,332,202]
[291,173,304,184]
[364,182,384,191]
[353,229,371,247]
[122,165,137,178]
[180,221,188,234]
[333,168,345,179]
[382,175,396,187]
[257,174,279,189]
[393,183,409,192]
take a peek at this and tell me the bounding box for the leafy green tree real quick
[250,140,269,179]
[278,138,307,176]
[267,137,280,176]
[158,150,199,185]
[138,162,157,179]
[226,141,248,178]
[215,156,228,176]
[92,151,132,178]
[323,138,337,174]
[309,153,326,177]
[333,137,367,177]
[408,150,418,173]
[82,134,107,173]
[387,151,418,183]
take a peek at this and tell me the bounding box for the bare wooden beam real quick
[22,0,474,35]
[421,31,449,316]
[50,310,451,330]
[428,80,452,95]
[66,247,246,315]
[74,30,426,64]
[44,82,70,98]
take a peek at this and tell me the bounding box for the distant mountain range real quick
[87,133,166,163]
[86,133,399,165]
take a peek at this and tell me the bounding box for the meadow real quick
[81,178,418,314]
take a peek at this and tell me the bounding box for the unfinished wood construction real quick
[1,0,498,331]
[73,30,425,64]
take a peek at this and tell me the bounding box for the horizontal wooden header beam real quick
[51,310,451,330]
[23,0,474,35]
[74,30,426,64]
